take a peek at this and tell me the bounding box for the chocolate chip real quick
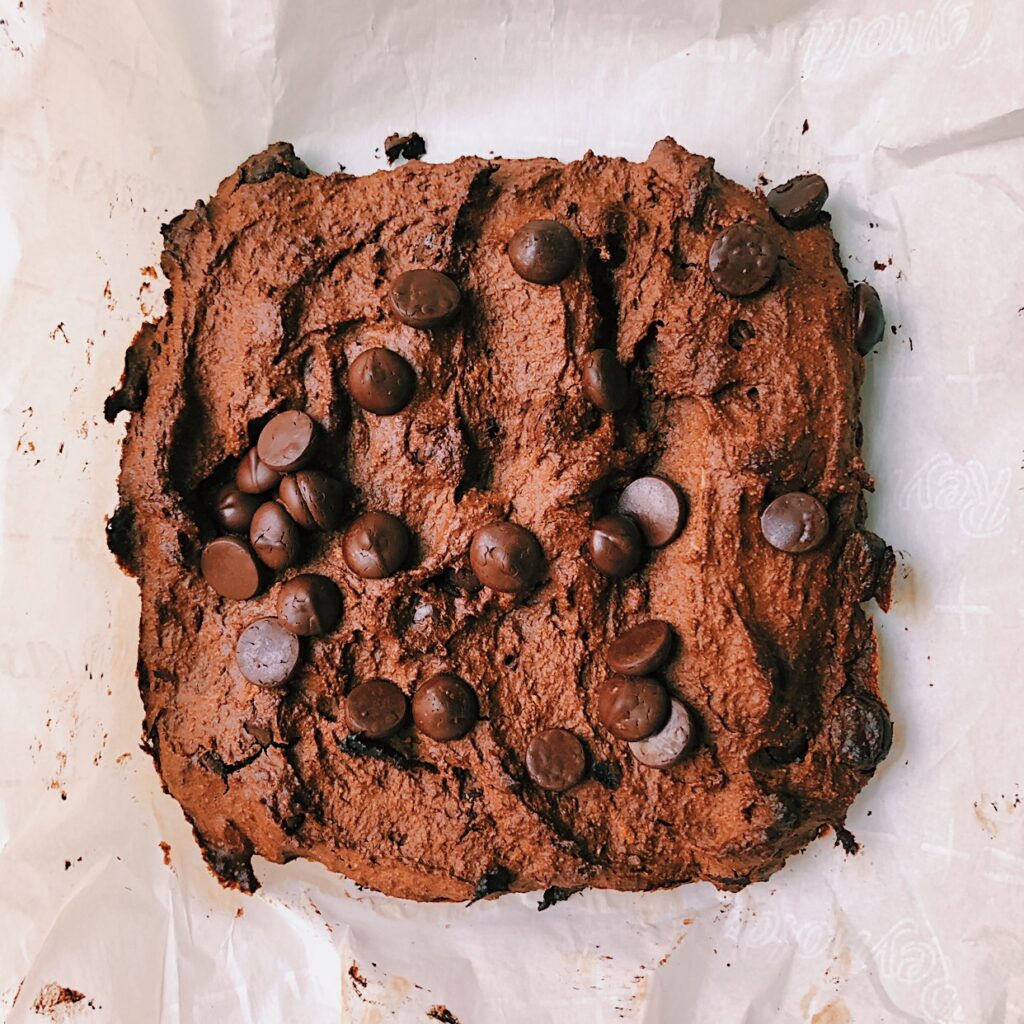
[348,347,415,415]
[596,676,670,741]
[617,476,687,547]
[854,282,885,355]
[525,728,586,791]
[831,693,892,770]
[342,511,410,579]
[256,411,318,472]
[347,679,409,739]
[412,673,479,741]
[236,447,282,494]
[201,536,262,599]
[469,521,543,594]
[508,219,579,285]
[235,617,300,687]
[767,173,829,229]
[708,223,778,296]
[580,349,630,412]
[628,698,695,768]
[276,573,342,636]
[389,269,461,328]
[606,620,675,675]
[760,492,829,553]
[588,514,644,578]
[250,501,302,569]
[278,470,344,531]
[213,484,263,533]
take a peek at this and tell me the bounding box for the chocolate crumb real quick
[833,823,860,855]
[427,1007,460,1024]
[537,885,584,910]
[348,963,368,991]
[801,119,810,134]
[384,131,427,164]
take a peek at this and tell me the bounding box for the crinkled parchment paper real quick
[1,0,1022,1020]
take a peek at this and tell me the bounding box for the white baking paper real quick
[1,0,1022,1020]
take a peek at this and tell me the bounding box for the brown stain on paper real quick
[811,1001,851,1024]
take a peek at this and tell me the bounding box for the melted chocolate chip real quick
[213,484,263,533]
[508,220,579,284]
[760,492,829,553]
[348,347,416,415]
[250,501,302,569]
[469,521,543,594]
[276,574,342,636]
[617,476,687,547]
[606,620,675,675]
[831,693,892,770]
[235,617,300,687]
[201,536,262,600]
[596,676,670,741]
[236,447,282,494]
[389,269,461,328]
[628,698,695,768]
[342,511,410,579]
[708,223,778,296]
[588,514,644,578]
[854,282,885,355]
[412,673,479,741]
[767,173,829,229]
[256,411,318,472]
[347,679,409,739]
[580,348,630,412]
[525,728,586,791]
[278,470,344,531]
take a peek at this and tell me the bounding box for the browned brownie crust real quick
[107,139,893,901]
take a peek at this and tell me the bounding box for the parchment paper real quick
[1,1,1022,1021]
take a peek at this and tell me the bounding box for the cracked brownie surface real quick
[107,138,893,901]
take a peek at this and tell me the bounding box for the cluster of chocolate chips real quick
[346,673,479,743]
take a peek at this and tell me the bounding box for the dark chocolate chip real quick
[235,617,300,687]
[201,536,262,600]
[760,492,829,553]
[342,511,410,579]
[389,269,461,328]
[854,282,885,355]
[580,348,630,412]
[236,447,282,494]
[525,728,586,791]
[412,673,479,741]
[617,476,687,547]
[276,573,342,636]
[346,679,409,739]
[606,620,675,675]
[469,521,544,594]
[628,698,695,768]
[256,411,318,472]
[508,219,579,285]
[588,514,644,578]
[278,470,344,531]
[348,347,415,415]
[831,693,892,770]
[708,223,778,296]
[767,173,829,229]
[250,501,302,570]
[213,484,263,533]
[537,885,584,911]
[596,675,670,741]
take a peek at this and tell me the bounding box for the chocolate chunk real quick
[508,219,579,285]
[347,679,409,739]
[236,447,282,494]
[276,573,342,636]
[342,511,410,579]
[853,282,885,355]
[831,693,892,770]
[596,675,670,741]
[525,729,586,791]
[384,131,426,163]
[201,536,262,600]
[580,348,630,412]
[468,865,514,904]
[235,617,300,687]
[412,673,479,741]
[708,223,778,296]
[588,514,644,578]
[628,698,695,768]
[469,521,543,594]
[348,347,415,415]
[760,492,829,553]
[389,269,461,328]
[256,411,318,473]
[278,470,344,531]
[606,620,675,675]
[336,732,435,772]
[617,476,687,547]
[536,885,583,911]
[250,501,302,569]
[767,173,829,229]
[213,483,263,533]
